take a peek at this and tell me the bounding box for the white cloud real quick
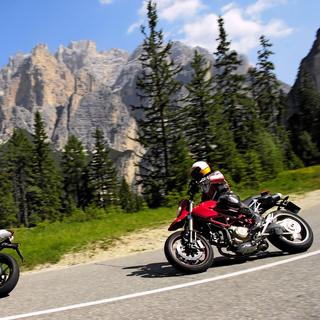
[181,14,219,51]
[263,19,293,37]
[128,0,293,55]
[182,0,293,54]
[158,0,206,22]
[221,2,237,14]
[127,21,141,34]
[246,0,288,18]
[99,0,113,5]
[127,0,205,33]
[220,1,293,53]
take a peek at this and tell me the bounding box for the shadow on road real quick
[212,250,287,267]
[124,250,288,278]
[124,262,185,278]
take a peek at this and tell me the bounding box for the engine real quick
[229,226,249,244]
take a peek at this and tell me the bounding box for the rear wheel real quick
[0,253,20,297]
[268,211,313,253]
[164,231,213,273]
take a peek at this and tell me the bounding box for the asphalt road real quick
[0,204,319,320]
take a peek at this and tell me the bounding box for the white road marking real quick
[1,249,320,320]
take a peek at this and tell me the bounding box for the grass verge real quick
[8,207,174,270]
[235,165,320,198]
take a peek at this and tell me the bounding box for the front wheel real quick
[0,253,20,297]
[268,210,313,253]
[164,231,213,273]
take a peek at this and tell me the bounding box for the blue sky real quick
[0,0,319,85]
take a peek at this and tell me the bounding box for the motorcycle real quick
[164,190,314,273]
[0,229,23,296]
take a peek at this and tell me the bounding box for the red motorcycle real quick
[164,191,314,273]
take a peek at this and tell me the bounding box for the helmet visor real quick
[191,167,203,181]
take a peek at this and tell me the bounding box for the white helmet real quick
[190,161,211,181]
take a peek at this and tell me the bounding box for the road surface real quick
[0,203,319,320]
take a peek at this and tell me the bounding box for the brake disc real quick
[279,218,302,239]
[176,241,203,261]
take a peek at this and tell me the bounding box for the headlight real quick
[176,206,182,217]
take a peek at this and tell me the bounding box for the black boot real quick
[249,212,263,233]
[239,205,262,233]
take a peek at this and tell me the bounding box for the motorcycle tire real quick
[164,231,213,274]
[0,253,20,297]
[268,210,313,253]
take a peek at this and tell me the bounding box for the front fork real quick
[183,201,206,252]
[187,200,195,243]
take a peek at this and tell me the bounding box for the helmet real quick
[190,161,212,181]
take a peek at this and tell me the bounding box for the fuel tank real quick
[192,200,220,219]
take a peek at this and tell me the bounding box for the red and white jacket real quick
[199,170,230,201]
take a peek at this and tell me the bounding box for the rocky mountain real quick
[286,28,320,165]
[288,29,320,116]
[0,41,141,182]
[0,39,267,182]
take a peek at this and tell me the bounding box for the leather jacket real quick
[198,171,230,201]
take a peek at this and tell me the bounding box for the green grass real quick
[8,207,174,270]
[5,165,320,271]
[234,164,320,198]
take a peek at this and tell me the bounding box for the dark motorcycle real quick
[164,191,313,273]
[0,229,23,296]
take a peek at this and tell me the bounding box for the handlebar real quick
[188,180,198,199]
[271,193,282,203]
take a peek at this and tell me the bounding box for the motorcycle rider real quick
[189,161,262,232]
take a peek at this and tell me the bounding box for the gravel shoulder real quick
[24,190,320,274]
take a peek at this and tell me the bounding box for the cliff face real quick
[288,29,320,115]
[0,41,143,181]
[0,41,134,144]
[299,29,320,90]
[0,44,75,143]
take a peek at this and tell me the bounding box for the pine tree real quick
[288,70,320,164]
[250,35,282,131]
[167,134,193,194]
[183,50,215,161]
[256,130,284,179]
[0,142,18,227]
[0,171,16,227]
[214,15,246,131]
[212,16,254,182]
[290,130,320,166]
[133,0,182,207]
[3,129,34,227]
[248,35,300,174]
[209,94,245,183]
[276,124,304,169]
[62,135,88,210]
[232,95,261,153]
[88,128,119,208]
[118,178,135,213]
[32,111,63,221]
[241,149,264,187]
